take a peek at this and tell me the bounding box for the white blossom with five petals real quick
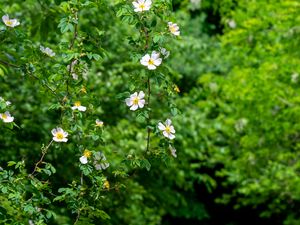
[51,127,68,142]
[132,0,152,12]
[0,111,14,123]
[168,22,180,36]
[2,15,20,27]
[158,119,176,140]
[125,91,145,111]
[140,51,162,70]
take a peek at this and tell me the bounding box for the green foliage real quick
[1,0,300,224]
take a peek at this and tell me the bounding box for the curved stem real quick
[30,140,54,176]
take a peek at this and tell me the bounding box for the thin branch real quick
[28,71,57,95]
[0,59,19,68]
[146,76,151,152]
[30,140,53,176]
[67,12,79,96]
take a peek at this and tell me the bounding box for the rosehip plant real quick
[0,0,181,224]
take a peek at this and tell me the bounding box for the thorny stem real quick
[30,140,54,176]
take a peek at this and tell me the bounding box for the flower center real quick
[139,3,145,10]
[148,59,154,65]
[83,150,92,158]
[74,101,81,107]
[1,114,7,119]
[170,26,176,33]
[6,21,12,26]
[165,126,171,134]
[133,97,139,105]
[56,132,64,140]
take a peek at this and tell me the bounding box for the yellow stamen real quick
[170,26,177,33]
[139,3,145,10]
[148,59,154,65]
[74,101,81,107]
[6,21,12,26]
[83,149,92,158]
[56,132,64,140]
[165,126,171,134]
[104,180,110,189]
[133,97,139,105]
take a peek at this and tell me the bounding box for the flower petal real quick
[51,128,57,136]
[148,64,156,70]
[125,98,133,106]
[163,131,169,138]
[80,156,88,164]
[168,133,175,140]
[170,125,175,133]
[138,99,145,108]
[158,122,166,131]
[130,104,139,111]
[165,119,172,126]
[153,58,162,66]
[138,91,145,99]
[78,106,86,111]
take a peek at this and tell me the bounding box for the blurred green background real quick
[1,0,300,224]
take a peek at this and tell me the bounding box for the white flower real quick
[93,152,109,170]
[2,15,20,27]
[132,0,152,12]
[228,19,237,29]
[71,101,86,111]
[72,73,78,80]
[140,51,162,70]
[158,119,176,140]
[40,46,55,57]
[160,48,170,59]
[125,91,145,111]
[168,22,180,36]
[169,145,177,158]
[0,111,14,123]
[291,73,299,83]
[95,119,104,127]
[79,150,92,164]
[51,127,68,142]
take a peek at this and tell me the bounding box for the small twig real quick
[30,140,53,176]
[0,59,19,68]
